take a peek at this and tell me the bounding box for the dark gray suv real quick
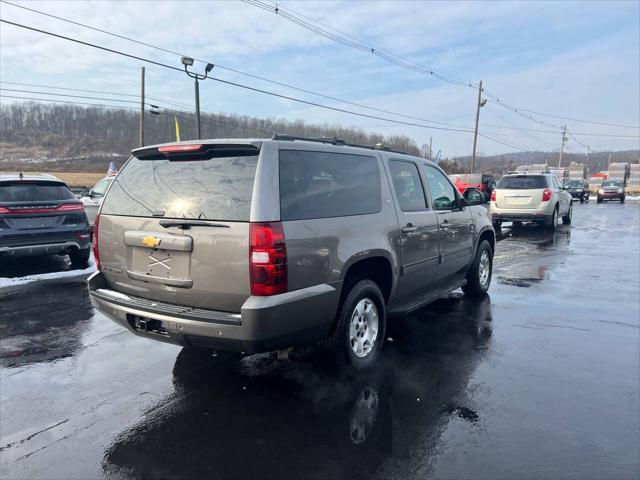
[88,136,494,368]
[0,173,91,267]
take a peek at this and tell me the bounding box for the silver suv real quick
[88,136,494,368]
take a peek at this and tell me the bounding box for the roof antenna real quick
[18,172,23,180]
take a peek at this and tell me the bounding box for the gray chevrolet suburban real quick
[88,136,494,368]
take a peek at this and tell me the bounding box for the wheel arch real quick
[340,251,394,305]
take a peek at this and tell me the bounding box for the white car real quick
[80,176,114,229]
[490,173,573,230]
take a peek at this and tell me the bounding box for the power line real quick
[0,87,141,104]
[0,18,479,135]
[0,0,476,130]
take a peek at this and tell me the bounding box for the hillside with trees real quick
[1,102,637,174]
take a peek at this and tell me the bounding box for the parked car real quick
[490,173,573,230]
[448,173,496,202]
[80,176,114,230]
[0,173,91,267]
[565,178,590,203]
[87,136,495,369]
[597,180,625,203]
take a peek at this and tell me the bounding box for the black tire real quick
[69,247,90,268]
[546,206,558,230]
[597,196,603,204]
[512,221,523,229]
[579,196,584,204]
[492,220,502,229]
[321,279,386,370]
[462,240,493,297]
[621,197,625,203]
[562,202,572,224]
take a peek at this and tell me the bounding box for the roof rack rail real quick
[271,134,409,156]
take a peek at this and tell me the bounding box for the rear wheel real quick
[69,247,90,268]
[322,279,386,369]
[621,196,625,203]
[546,206,558,230]
[597,196,603,203]
[462,240,493,297]
[562,202,572,224]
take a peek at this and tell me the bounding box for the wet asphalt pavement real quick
[1,201,639,480]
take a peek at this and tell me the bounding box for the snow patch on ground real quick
[0,259,96,290]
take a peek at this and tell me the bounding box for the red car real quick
[448,173,496,202]
[597,180,625,203]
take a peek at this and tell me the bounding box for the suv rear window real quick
[0,181,74,202]
[498,175,549,189]
[279,150,381,221]
[101,155,258,221]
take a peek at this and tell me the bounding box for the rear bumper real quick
[0,236,90,257]
[87,271,340,353]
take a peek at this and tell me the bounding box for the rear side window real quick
[101,155,258,221]
[498,176,549,189]
[388,160,427,211]
[279,150,381,221]
[0,182,74,202]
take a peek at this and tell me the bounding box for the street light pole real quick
[181,57,214,140]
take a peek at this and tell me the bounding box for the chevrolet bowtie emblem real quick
[142,236,161,248]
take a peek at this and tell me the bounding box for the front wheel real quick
[597,196,603,203]
[462,240,493,297]
[322,279,386,369]
[562,202,572,224]
[621,197,625,203]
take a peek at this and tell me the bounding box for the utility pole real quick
[608,153,612,170]
[429,137,432,161]
[181,57,214,140]
[470,80,485,174]
[558,125,567,167]
[194,78,201,140]
[139,66,145,147]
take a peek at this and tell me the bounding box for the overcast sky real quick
[1,0,639,156]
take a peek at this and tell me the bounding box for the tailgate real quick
[495,189,543,209]
[99,215,250,312]
[97,143,260,313]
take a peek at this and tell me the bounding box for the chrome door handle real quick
[402,225,417,234]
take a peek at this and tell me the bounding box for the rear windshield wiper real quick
[159,219,230,229]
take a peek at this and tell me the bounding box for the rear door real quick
[422,165,475,281]
[386,159,440,301]
[98,143,261,313]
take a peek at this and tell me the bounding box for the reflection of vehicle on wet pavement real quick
[79,176,114,231]
[88,136,494,368]
[597,180,625,203]
[565,178,590,203]
[0,173,91,268]
[491,173,573,231]
[102,294,492,479]
[0,282,93,367]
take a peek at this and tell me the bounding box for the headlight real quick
[618,188,623,193]
[598,189,604,194]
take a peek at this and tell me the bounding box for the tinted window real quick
[602,181,622,187]
[498,175,549,189]
[101,155,258,221]
[91,178,113,197]
[279,150,381,221]
[0,182,74,202]
[388,160,427,212]
[424,166,457,210]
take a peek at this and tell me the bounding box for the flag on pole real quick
[434,150,442,164]
[174,116,181,142]
[107,161,118,176]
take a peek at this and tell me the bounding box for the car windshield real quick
[0,181,75,202]
[567,180,583,187]
[497,175,549,189]
[602,181,621,187]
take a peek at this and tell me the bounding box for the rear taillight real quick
[542,189,552,202]
[490,190,496,201]
[0,206,10,214]
[93,213,101,271]
[249,222,287,296]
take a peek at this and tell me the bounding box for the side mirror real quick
[456,197,469,209]
[80,190,90,197]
